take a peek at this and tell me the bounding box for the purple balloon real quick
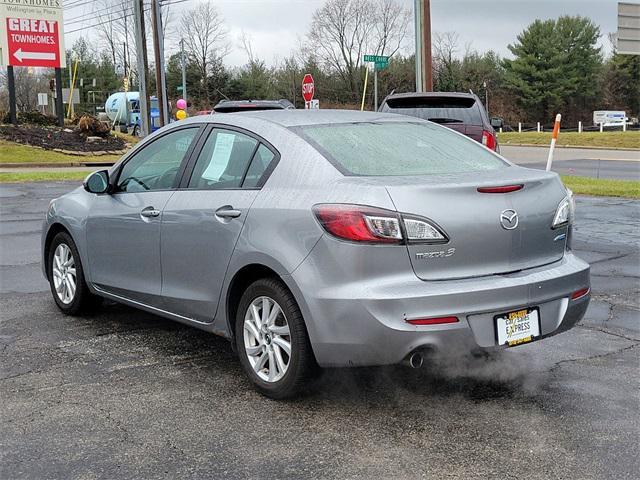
[176,99,187,110]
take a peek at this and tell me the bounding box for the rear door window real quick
[296,122,507,176]
[187,129,258,189]
[381,96,483,125]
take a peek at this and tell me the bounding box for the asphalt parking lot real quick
[1,181,638,479]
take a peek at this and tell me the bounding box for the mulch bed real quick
[0,125,127,153]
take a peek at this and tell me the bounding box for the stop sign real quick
[302,74,315,102]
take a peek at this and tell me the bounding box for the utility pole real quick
[422,0,432,91]
[180,38,187,104]
[151,0,169,126]
[134,0,151,137]
[414,0,422,92]
[414,0,433,92]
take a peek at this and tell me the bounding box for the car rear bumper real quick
[291,242,590,367]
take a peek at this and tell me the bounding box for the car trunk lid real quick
[383,168,568,280]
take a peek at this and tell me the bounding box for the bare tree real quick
[0,68,48,112]
[306,0,410,101]
[96,0,133,70]
[432,31,462,90]
[371,0,411,57]
[180,2,229,103]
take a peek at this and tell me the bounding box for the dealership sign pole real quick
[0,0,66,125]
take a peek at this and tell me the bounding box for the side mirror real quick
[490,117,503,129]
[84,170,110,194]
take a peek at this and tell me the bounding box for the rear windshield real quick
[214,105,284,113]
[296,122,507,176]
[381,96,483,125]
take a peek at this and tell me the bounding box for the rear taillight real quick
[313,204,448,244]
[313,205,402,243]
[482,130,497,151]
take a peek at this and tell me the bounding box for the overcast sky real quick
[65,0,624,67]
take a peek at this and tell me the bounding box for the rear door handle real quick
[215,207,242,219]
[140,207,160,218]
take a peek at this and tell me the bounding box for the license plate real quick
[495,307,540,346]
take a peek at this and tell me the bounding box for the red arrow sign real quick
[302,74,315,102]
[6,17,62,68]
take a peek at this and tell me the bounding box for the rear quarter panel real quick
[212,123,400,336]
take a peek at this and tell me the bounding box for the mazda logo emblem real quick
[500,209,519,230]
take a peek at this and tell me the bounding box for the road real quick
[1,182,638,479]
[501,145,640,180]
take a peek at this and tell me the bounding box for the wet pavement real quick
[1,182,638,479]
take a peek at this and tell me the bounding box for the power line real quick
[64,8,151,35]
[160,0,191,6]
[63,0,101,10]
[64,4,133,25]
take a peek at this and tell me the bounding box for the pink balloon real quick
[176,99,187,110]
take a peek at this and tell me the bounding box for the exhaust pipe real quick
[404,351,424,369]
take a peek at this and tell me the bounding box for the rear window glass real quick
[296,122,507,176]
[381,96,483,124]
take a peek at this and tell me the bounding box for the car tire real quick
[47,231,98,316]
[235,277,318,399]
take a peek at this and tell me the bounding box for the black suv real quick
[379,92,500,151]
[212,99,295,113]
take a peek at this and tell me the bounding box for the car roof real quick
[155,109,418,139]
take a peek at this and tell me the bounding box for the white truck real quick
[593,110,627,127]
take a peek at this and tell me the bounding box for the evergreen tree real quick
[503,16,602,123]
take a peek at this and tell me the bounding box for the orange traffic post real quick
[546,114,561,171]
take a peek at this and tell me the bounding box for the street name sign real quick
[0,0,66,68]
[363,54,389,63]
[364,54,389,71]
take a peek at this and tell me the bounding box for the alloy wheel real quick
[243,296,291,383]
[52,243,77,305]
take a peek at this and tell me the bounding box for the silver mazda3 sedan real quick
[42,110,590,398]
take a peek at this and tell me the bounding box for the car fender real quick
[42,188,92,283]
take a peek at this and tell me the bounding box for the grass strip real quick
[0,171,88,183]
[499,131,640,149]
[561,175,640,199]
[0,140,123,164]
